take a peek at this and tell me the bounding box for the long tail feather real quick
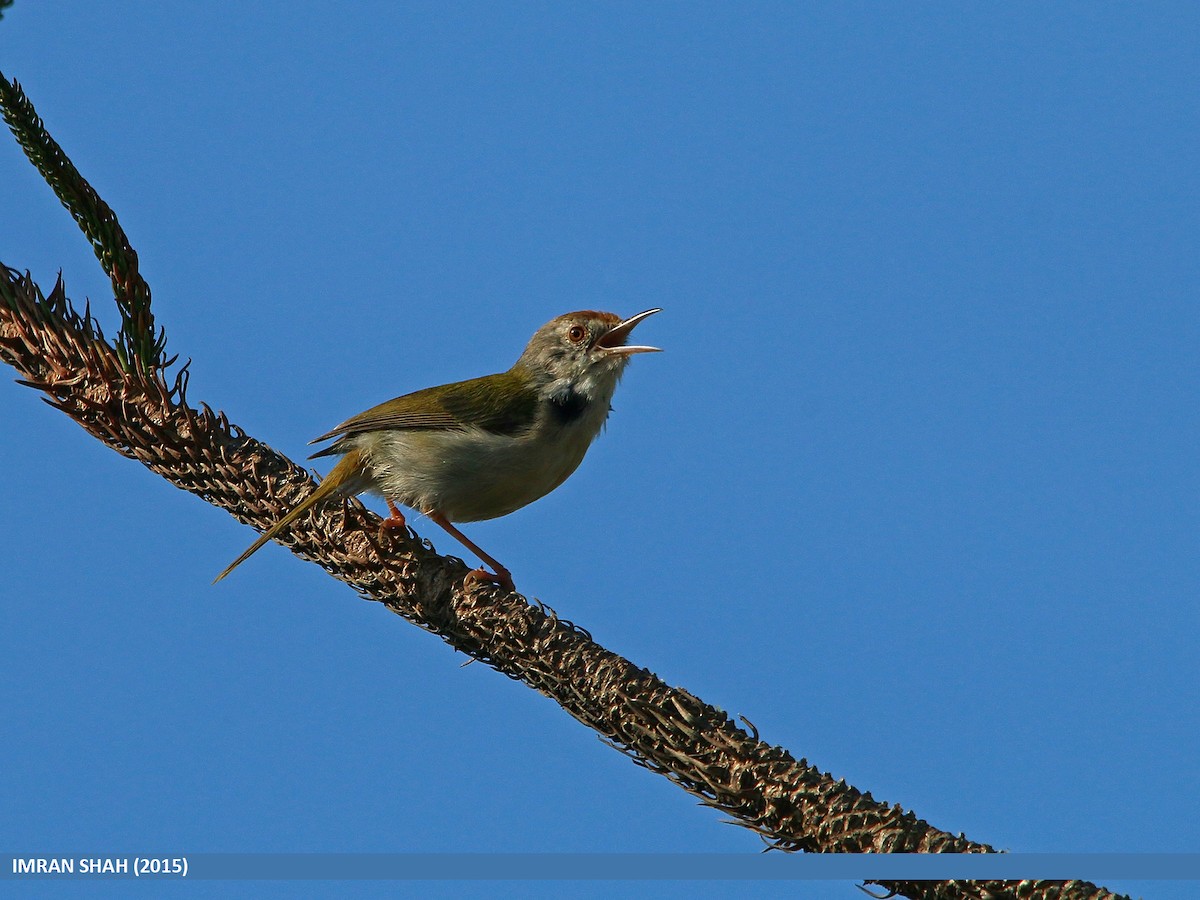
[213,450,365,583]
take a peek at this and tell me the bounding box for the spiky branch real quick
[0,70,1125,900]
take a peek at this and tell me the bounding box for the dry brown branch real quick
[0,68,1126,900]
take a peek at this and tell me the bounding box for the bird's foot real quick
[377,500,408,540]
[464,566,515,592]
[424,510,515,592]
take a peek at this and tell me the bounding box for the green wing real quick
[309,369,539,456]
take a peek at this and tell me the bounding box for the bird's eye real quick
[567,325,587,344]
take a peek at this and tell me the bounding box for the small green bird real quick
[214,308,661,590]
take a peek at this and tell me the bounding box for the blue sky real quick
[2,3,1196,897]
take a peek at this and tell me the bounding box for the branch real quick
[0,72,162,371]
[0,70,1126,900]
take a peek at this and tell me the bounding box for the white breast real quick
[351,398,611,522]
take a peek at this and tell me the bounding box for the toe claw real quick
[377,512,408,541]
[464,567,515,592]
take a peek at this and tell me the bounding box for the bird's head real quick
[514,308,661,402]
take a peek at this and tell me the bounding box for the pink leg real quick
[379,499,408,537]
[427,511,515,591]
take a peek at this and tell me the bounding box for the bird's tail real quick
[213,449,366,583]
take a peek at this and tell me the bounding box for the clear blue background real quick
[2,3,1196,898]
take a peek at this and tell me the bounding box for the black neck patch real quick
[547,388,591,425]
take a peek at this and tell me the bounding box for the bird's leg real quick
[427,511,515,591]
[378,499,408,539]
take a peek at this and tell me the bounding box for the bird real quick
[213,308,661,590]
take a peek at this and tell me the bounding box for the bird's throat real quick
[547,386,591,425]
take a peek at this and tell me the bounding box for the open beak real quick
[597,308,662,355]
